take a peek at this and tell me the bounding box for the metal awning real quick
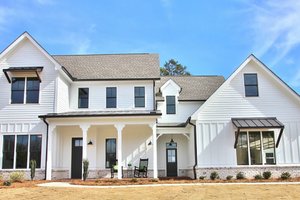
[232,117,284,148]
[3,67,43,83]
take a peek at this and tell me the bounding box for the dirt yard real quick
[0,184,300,200]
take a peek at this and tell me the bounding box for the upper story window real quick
[11,77,40,104]
[166,96,176,114]
[78,88,89,108]
[134,87,145,108]
[106,87,117,108]
[244,74,258,97]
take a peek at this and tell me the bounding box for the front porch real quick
[46,117,158,180]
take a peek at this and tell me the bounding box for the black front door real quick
[71,138,83,179]
[166,148,177,177]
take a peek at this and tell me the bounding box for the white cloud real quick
[0,7,15,30]
[34,0,55,5]
[245,0,300,66]
[290,68,300,87]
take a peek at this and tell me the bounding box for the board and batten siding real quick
[69,81,154,111]
[194,60,300,166]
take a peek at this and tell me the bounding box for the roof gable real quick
[191,54,300,120]
[160,79,181,94]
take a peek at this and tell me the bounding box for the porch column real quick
[80,124,90,180]
[46,125,56,180]
[150,123,158,178]
[115,124,125,179]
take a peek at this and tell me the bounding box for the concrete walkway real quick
[37,181,300,189]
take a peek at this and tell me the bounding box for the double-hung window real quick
[11,77,40,104]
[166,96,176,114]
[78,88,89,108]
[2,134,42,169]
[106,87,117,108]
[244,74,259,97]
[134,87,145,107]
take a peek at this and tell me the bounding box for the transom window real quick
[236,131,276,165]
[244,73,259,97]
[134,87,145,107]
[11,77,40,104]
[78,88,89,108]
[2,134,42,169]
[166,96,176,114]
[105,138,116,168]
[106,87,117,108]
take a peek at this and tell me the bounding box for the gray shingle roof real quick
[156,76,225,101]
[52,53,160,80]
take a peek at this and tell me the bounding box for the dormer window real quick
[166,96,176,114]
[244,74,258,97]
[11,77,40,104]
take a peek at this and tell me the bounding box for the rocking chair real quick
[133,158,148,178]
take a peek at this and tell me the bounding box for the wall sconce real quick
[148,141,152,145]
[87,140,93,145]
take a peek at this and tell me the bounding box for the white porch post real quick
[150,123,158,179]
[80,124,90,180]
[115,124,125,179]
[46,125,56,180]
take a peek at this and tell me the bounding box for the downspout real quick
[42,117,49,180]
[188,117,197,180]
[153,80,156,111]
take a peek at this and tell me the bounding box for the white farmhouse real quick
[0,32,299,180]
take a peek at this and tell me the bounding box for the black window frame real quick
[30,135,42,168]
[244,73,259,97]
[11,77,25,104]
[134,87,145,108]
[105,138,116,168]
[106,87,117,108]
[78,88,89,108]
[26,77,40,103]
[166,96,176,114]
[16,135,28,169]
[2,135,15,169]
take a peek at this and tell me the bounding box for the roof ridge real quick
[52,53,156,56]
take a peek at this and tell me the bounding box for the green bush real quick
[83,159,89,181]
[254,174,263,180]
[199,176,206,180]
[263,171,272,179]
[3,180,11,186]
[236,172,245,180]
[210,171,219,180]
[10,172,25,183]
[280,172,291,180]
[226,175,233,180]
[30,160,37,181]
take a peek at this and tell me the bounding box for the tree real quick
[160,59,191,76]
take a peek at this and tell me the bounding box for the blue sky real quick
[1,0,300,93]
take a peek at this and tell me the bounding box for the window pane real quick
[236,132,249,165]
[2,135,15,169]
[16,135,28,169]
[11,78,25,103]
[249,131,262,165]
[135,87,145,107]
[245,86,258,97]
[26,78,40,103]
[106,87,117,108]
[135,97,145,107]
[30,135,42,168]
[106,139,116,168]
[78,88,89,108]
[262,131,276,165]
[166,96,176,114]
[244,74,258,85]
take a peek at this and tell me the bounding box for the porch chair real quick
[133,158,149,178]
[110,161,123,178]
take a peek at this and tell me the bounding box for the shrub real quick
[130,178,138,183]
[30,160,37,181]
[210,171,219,180]
[280,172,291,180]
[263,171,272,179]
[3,180,11,186]
[199,176,206,180]
[10,172,25,183]
[226,175,233,180]
[254,174,263,180]
[236,172,245,180]
[83,159,89,181]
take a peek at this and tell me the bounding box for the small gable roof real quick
[156,76,225,101]
[52,54,160,80]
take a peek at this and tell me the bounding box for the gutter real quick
[41,117,49,180]
[188,117,197,180]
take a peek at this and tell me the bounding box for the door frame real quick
[166,147,178,177]
[71,137,83,179]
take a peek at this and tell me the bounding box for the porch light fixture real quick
[170,138,174,143]
[148,141,152,145]
[87,140,93,145]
